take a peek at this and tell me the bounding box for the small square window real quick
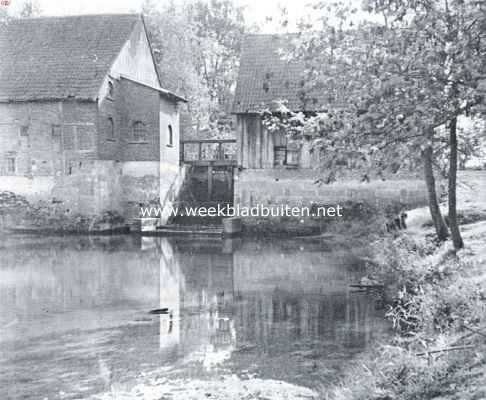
[52,125,61,137]
[20,125,29,137]
[274,146,287,166]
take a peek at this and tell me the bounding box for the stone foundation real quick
[0,160,185,225]
[235,169,428,209]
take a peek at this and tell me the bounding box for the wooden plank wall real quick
[236,114,275,169]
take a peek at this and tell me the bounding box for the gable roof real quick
[232,34,327,114]
[0,14,141,102]
[119,74,187,103]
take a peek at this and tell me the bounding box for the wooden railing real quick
[180,139,237,166]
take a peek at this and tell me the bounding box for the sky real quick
[4,0,338,33]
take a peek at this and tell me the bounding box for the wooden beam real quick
[242,117,248,168]
[236,116,241,166]
[218,142,223,160]
[207,163,213,200]
[181,139,236,144]
[183,160,237,167]
[255,116,261,168]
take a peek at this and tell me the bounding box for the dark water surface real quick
[0,234,389,399]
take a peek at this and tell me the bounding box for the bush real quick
[330,234,486,400]
[366,236,485,336]
[332,339,486,400]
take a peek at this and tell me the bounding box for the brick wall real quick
[0,100,97,178]
[0,100,98,175]
[97,78,184,221]
[97,79,119,161]
[234,169,429,209]
[51,160,123,215]
[1,86,183,219]
[97,77,160,162]
[0,100,119,213]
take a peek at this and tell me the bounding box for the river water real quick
[0,234,389,399]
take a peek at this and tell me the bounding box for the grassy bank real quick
[0,191,129,233]
[329,171,486,400]
[239,199,407,239]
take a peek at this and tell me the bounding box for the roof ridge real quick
[0,13,143,101]
[14,13,139,21]
[233,33,327,113]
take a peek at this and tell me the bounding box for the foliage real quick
[18,0,41,17]
[332,340,486,400]
[142,0,213,135]
[188,0,245,109]
[369,235,486,337]
[331,233,486,400]
[1,0,41,23]
[457,118,486,169]
[260,0,486,247]
[142,0,248,138]
[263,0,486,172]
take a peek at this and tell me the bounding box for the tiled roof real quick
[232,34,327,114]
[0,14,140,101]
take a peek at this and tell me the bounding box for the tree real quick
[141,0,213,136]
[188,0,245,112]
[19,0,41,17]
[142,0,248,138]
[264,0,486,249]
[1,0,41,23]
[262,20,450,241]
[457,118,486,170]
[367,0,486,250]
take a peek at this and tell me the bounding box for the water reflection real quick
[0,234,388,399]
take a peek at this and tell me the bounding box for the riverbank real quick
[0,191,129,233]
[330,170,486,399]
[0,188,404,238]
[1,173,484,400]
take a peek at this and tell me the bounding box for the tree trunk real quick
[448,117,464,250]
[423,129,449,241]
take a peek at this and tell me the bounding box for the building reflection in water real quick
[158,237,237,369]
[159,238,180,351]
[157,237,384,377]
[0,236,160,321]
[0,234,387,398]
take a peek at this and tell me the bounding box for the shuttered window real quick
[63,128,75,150]
[77,126,94,150]
[52,125,61,138]
[273,131,287,166]
[7,157,16,174]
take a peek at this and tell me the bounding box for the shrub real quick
[332,340,486,400]
[366,235,485,337]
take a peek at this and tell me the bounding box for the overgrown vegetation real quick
[261,0,486,251]
[330,234,486,400]
[238,200,389,238]
[141,0,248,138]
[0,191,127,233]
